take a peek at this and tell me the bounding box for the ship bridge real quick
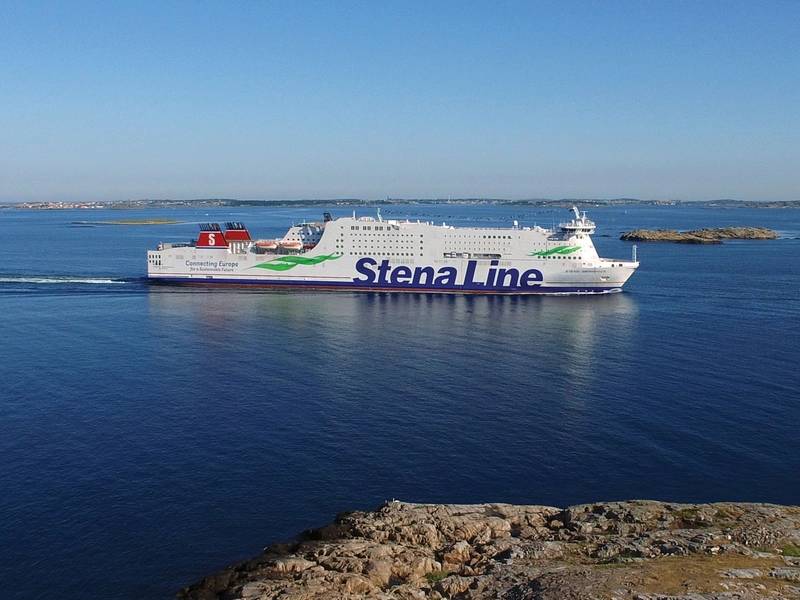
[559,207,596,238]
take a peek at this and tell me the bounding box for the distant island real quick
[621,227,780,244]
[3,198,800,210]
[179,499,800,600]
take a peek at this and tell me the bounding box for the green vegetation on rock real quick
[424,570,450,584]
[783,544,800,557]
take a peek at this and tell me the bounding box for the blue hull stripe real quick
[148,276,619,294]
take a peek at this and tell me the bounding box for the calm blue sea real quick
[1,204,799,599]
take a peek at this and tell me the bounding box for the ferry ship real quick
[147,207,638,294]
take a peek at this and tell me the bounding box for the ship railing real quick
[158,242,193,249]
[599,257,639,266]
[251,246,306,256]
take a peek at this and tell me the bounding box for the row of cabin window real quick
[445,234,513,239]
[350,225,406,231]
[346,252,422,257]
[337,246,422,251]
[346,231,421,237]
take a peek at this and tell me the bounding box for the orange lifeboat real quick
[255,239,278,250]
[279,240,303,250]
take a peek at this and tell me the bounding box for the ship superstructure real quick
[147,207,638,294]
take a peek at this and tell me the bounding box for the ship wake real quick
[0,276,130,285]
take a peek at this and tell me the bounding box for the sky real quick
[1,1,798,202]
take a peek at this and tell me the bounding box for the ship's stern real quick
[147,250,164,278]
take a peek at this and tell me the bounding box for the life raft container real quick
[278,240,303,250]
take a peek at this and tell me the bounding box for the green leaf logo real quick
[530,246,581,257]
[252,254,341,272]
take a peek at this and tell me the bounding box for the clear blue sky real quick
[1,1,798,202]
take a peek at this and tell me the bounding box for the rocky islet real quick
[620,227,779,244]
[180,500,800,599]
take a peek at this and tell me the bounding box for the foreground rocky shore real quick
[620,227,779,243]
[180,500,800,600]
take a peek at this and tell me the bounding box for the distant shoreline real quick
[3,198,800,210]
[70,219,181,225]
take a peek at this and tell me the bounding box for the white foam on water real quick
[0,276,128,285]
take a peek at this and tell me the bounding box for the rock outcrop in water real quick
[620,227,779,243]
[179,500,800,599]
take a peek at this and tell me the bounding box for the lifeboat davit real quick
[278,240,303,250]
[255,239,278,250]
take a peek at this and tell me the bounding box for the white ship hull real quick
[147,209,638,295]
